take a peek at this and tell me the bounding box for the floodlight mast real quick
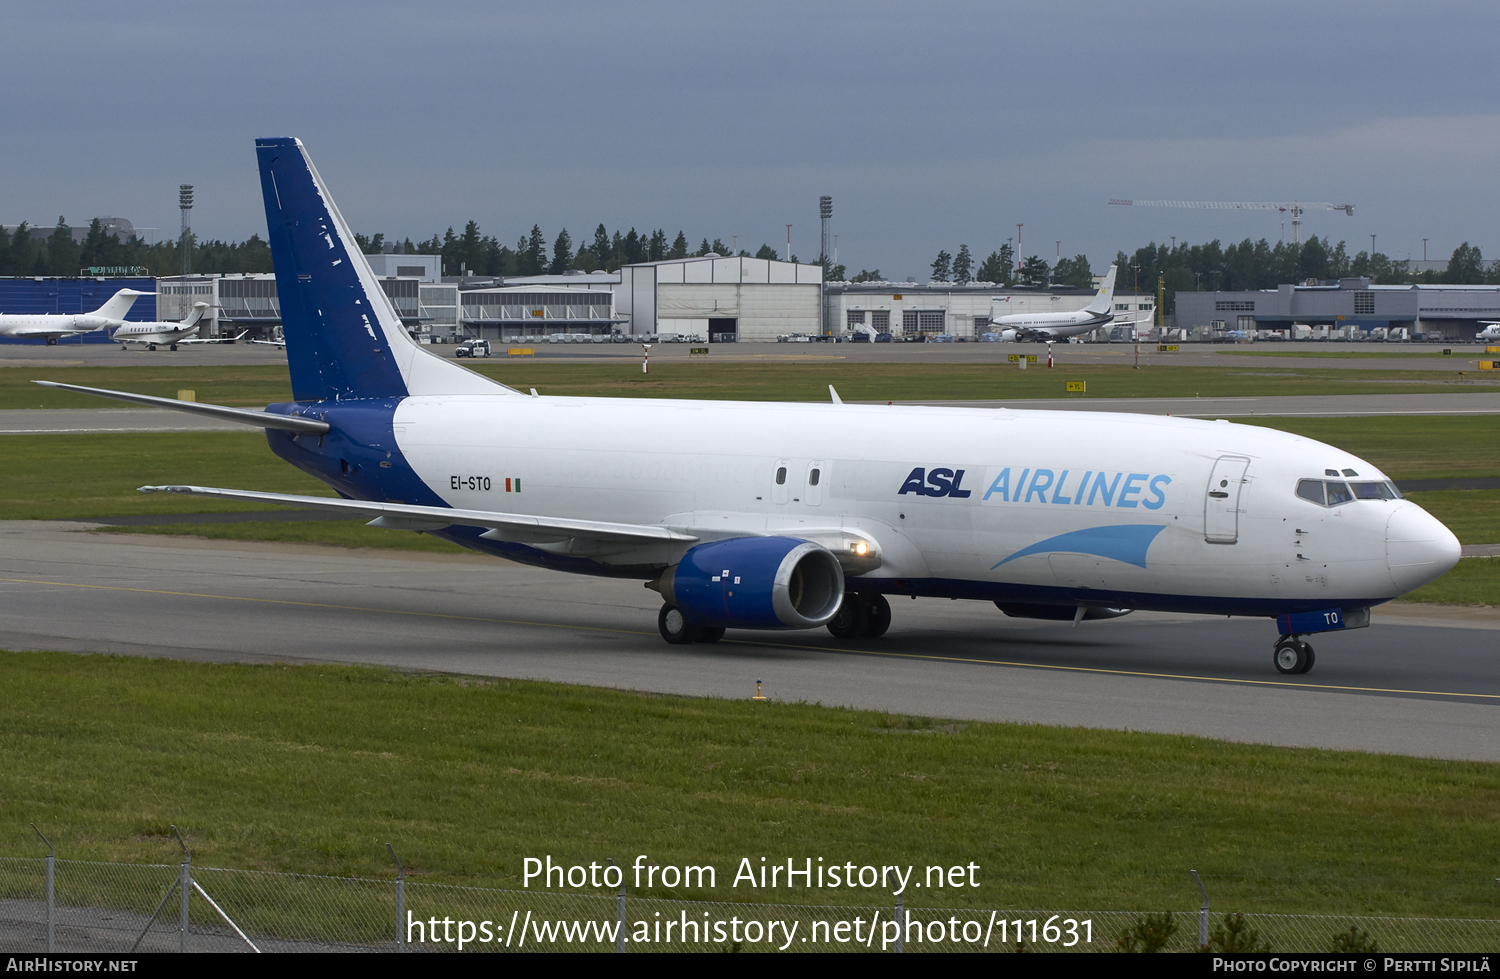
[1107,199,1355,246]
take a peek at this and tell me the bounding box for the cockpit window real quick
[1298,478,1400,507]
[1352,481,1397,500]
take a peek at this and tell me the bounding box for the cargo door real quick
[1204,455,1251,544]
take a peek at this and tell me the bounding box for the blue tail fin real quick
[255,137,511,403]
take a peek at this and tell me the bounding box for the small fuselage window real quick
[809,468,821,486]
[775,467,787,485]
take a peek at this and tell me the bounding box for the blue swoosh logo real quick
[991,524,1166,570]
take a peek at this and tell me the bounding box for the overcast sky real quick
[4,0,1496,278]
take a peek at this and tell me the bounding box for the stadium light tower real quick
[178,184,194,319]
[819,196,832,274]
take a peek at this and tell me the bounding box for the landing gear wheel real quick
[658,604,700,645]
[1273,639,1313,675]
[1299,644,1315,674]
[826,594,869,638]
[169,344,178,351]
[695,627,725,644]
[147,343,157,351]
[860,594,892,638]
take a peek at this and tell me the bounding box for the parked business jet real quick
[1477,323,1500,342]
[35,139,1462,674]
[0,289,150,344]
[113,302,245,350]
[992,266,1116,342]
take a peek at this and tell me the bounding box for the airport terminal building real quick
[1175,278,1500,340]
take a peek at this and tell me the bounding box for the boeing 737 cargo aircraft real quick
[37,139,1462,674]
[0,289,150,344]
[113,302,246,350]
[992,266,1116,341]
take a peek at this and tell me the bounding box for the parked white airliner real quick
[113,302,245,350]
[36,138,1462,675]
[1477,323,1500,342]
[992,266,1116,341]
[0,289,150,344]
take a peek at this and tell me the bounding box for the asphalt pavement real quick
[2,522,1495,762]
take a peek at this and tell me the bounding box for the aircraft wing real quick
[181,330,249,344]
[251,338,287,348]
[8,326,86,339]
[137,484,700,544]
[31,380,330,434]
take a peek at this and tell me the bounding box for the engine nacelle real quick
[658,537,845,629]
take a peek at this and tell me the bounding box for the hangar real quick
[613,255,823,341]
[1175,277,1500,340]
[824,281,1156,340]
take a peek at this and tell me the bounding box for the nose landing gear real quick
[1273,637,1315,675]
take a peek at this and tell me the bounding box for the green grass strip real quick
[1,652,1497,917]
[5,361,1497,411]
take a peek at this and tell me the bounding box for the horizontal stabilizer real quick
[31,380,329,434]
[137,484,701,544]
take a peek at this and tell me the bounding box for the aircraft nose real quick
[1386,503,1461,594]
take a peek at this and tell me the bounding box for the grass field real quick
[2,651,1497,917]
[1401,558,1499,606]
[5,361,1498,410]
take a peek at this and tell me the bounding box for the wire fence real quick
[3,853,1499,953]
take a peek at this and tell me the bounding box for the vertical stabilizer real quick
[91,289,150,323]
[254,137,512,402]
[1085,265,1117,315]
[184,301,210,328]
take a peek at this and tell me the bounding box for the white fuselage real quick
[0,313,115,341]
[114,322,201,345]
[1478,324,1500,342]
[992,308,1113,341]
[381,396,1451,610]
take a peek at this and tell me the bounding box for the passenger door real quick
[1204,455,1251,544]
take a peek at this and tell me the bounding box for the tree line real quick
[5,214,1493,316]
[353,223,845,280]
[917,244,1094,290]
[0,217,272,277]
[1113,238,1500,316]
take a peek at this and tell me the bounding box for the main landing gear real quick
[658,604,724,645]
[826,593,892,639]
[1273,637,1316,675]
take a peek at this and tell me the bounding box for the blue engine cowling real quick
[659,537,845,629]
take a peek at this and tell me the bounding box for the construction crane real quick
[1108,199,1355,246]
